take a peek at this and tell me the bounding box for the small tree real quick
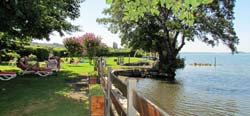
[63,37,84,57]
[81,33,101,64]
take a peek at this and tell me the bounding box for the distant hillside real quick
[31,42,65,48]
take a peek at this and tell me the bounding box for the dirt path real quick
[65,75,89,101]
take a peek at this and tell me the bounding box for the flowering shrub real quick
[81,33,102,64]
[63,33,105,63]
[63,37,84,57]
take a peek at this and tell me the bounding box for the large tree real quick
[0,0,83,40]
[98,0,238,80]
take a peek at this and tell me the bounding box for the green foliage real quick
[97,43,109,56]
[0,0,83,40]
[162,56,185,71]
[6,52,20,59]
[53,48,67,57]
[0,32,31,62]
[88,71,98,77]
[106,0,213,26]
[0,62,89,116]
[28,54,37,61]
[99,0,238,79]
[99,0,238,53]
[63,37,84,57]
[89,84,104,96]
[17,46,67,61]
[36,48,49,61]
[82,33,102,64]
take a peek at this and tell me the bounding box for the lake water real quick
[136,53,250,116]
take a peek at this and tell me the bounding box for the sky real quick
[34,0,250,53]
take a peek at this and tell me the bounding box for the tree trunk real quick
[158,51,177,81]
[157,38,177,81]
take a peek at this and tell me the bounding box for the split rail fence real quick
[95,58,169,116]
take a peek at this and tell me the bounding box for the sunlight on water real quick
[136,53,250,115]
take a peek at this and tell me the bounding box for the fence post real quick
[127,79,137,116]
[105,67,112,116]
[97,58,101,84]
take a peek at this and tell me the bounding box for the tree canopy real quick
[0,32,31,62]
[106,0,213,26]
[98,0,238,80]
[0,0,83,40]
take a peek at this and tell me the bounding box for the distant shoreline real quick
[180,52,249,54]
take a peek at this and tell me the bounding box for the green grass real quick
[89,84,103,96]
[0,57,145,116]
[0,62,90,116]
[105,57,145,69]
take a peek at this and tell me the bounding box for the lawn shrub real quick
[17,46,67,61]
[36,47,49,61]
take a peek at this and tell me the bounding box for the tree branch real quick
[172,31,179,47]
[177,35,185,53]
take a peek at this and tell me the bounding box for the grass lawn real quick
[0,62,91,116]
[105,57,149,69]
[0,57,144,116]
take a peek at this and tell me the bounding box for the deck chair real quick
[45,59,60,72]
[0,72,17,81]
[17,63,53,77]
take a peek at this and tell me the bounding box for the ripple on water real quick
[136,78,250,116]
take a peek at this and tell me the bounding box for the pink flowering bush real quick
[63,37,84,57]
[63,33,105,63]
[81,33,102,64]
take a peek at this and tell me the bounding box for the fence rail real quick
[96,58,169,116]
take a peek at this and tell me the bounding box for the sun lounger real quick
[17,63,53,77]
[0,72,17,81]
[19,68,53,77]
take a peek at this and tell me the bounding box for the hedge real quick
[2,46,143,61]
[17,46,67,61]
[97,49,143,57]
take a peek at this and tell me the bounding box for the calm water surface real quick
[136,53,250,116]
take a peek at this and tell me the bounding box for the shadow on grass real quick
[106,64,113,66]
[67,65,85,67]
[0,70,89,116]
[0,62,9,65]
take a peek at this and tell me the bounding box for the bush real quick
[63,37,84,57]
[28,54,37,61]
[17,46,67,61]
[35,48,49,61]
[88,71,98,77]
[89,84,103,96]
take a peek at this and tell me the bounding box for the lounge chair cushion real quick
[0,72,16,75]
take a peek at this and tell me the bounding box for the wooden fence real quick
[96,58,169,116]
